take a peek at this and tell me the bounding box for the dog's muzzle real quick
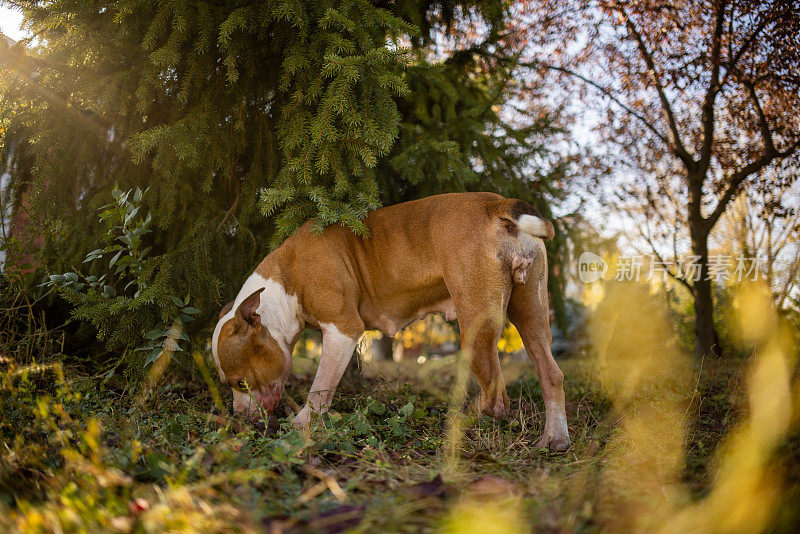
[232,382,283,420]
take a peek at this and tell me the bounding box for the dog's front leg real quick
[293,324,360,429]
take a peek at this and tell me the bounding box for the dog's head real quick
[212,288,290,420]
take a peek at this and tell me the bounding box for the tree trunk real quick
[689,227,719,357]
[692,277,718,357]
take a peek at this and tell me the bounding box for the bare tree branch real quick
[662,178,688,226]
[614,4,695,168]
[640,223,694,292]
[523,62,671,148]
[698,0,728,173]
[704,79,799,231]
[771,208,800,258]
[777,245,800,309]
[722,14,770,85]
[744,81,776,154]
[706,143,799,231]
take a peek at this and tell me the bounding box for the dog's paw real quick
[480,395,510,419]
[533,433,571,452]
[292,406,311,430]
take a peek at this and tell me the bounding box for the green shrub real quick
[43,187,200,368]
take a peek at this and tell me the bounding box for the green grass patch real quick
[1,352,797,532]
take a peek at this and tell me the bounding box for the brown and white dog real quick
[211,192,570,451]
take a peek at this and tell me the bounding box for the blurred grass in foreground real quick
[0,281,798,532]
[586,281,797,533]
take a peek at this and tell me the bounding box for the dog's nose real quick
[233,382,283,419]
[259,382,284,412]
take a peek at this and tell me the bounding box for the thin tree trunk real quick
[690,228,719,357]
[688,170,720,358]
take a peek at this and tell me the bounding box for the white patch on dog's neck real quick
[211,314,232,383]
[211,272,302,380]
[256,275,302,354]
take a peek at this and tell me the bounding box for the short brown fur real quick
[216,192,570,450]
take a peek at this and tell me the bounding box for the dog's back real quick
[262,192,552,335]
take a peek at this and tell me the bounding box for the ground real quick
[1,349,798,533]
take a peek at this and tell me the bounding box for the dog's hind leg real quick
[448,268,511,419]
[507,243,570,451]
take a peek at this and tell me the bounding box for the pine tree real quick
[1,0,572,343]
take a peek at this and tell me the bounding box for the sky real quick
[0,5,25,41]
[0,6,24,266]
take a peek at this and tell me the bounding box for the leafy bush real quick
[43,187,200,367]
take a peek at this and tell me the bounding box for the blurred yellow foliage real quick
[392,315,523,355]
[587,281,692,531]
[398,316,457,349]
[666,282,798,534]
[497,323,524,355]
[582,279,799,533]
[441,495,526,534]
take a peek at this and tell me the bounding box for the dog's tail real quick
[496,199,555,240]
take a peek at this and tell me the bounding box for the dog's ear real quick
[235,288,264,328]
[219,300,235,320]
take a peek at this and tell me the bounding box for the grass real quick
[3,344,796,533]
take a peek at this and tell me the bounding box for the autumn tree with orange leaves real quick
[527,0,800,357]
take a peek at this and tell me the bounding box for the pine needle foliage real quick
[1,0,572,343]
[42,187,200,361]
